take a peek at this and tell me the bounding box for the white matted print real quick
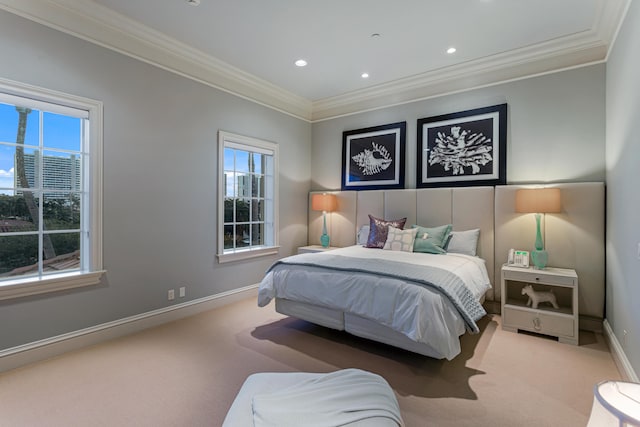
[417,104,507,188]
[342,122,406,191]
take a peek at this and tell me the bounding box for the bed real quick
[258,242,491,360]
[256,184,607,359]
[259,187,496,360]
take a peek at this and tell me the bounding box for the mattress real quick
[258,245,491,360]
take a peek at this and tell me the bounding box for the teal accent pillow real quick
[411,224,453,254]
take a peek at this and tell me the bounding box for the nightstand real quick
[501,265,579,345]
[297,245,338,254]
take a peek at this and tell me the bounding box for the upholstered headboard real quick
[308,187,496,296]
[308,182,605,324]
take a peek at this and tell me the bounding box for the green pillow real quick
[411,224,453,254]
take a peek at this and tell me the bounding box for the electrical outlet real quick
[623,329,628,347]
[168,289,175,301]
[179,286,186,298]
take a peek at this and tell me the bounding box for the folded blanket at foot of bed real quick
[222,369,404,427]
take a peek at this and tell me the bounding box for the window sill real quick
[217,246,280,264]
[0,270,106,301]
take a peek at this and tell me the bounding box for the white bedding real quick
[222,371,402,427]
[251,369,403,427]
[258,245,491,360]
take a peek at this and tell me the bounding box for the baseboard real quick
[0,284,259,373]
[603,319,638,382]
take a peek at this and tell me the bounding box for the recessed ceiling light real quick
[361,73,369,79]
[447,47,457,54]
[370,33,381,38]
[295,59,308,67]
[186,0,200,5]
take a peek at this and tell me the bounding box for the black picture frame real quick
[417,104,507,188]
[341,122,406,191]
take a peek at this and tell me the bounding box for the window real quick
[218,131,278,263]
[0,78,103,300]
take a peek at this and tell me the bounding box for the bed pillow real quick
[357,225,370,246]
[446,228,480,256]
[411,224,452,254]
[383,226,418,252]
[366,215,407,249]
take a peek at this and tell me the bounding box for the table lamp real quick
[515,187,561,269]
[312,193,337,248]
[587,380,640,426]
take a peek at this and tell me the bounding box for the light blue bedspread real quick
[267,252,486,334]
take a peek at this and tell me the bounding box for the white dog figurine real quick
[521,284,559,309]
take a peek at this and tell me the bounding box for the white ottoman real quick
[222,370,403,427]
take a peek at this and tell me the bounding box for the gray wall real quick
[0,11,311,350]
[311,64,605,190]
[310,65,607,318]
[606,1,640,377]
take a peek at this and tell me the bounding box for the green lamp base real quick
[320,211,330,248]
[531,249,548,269]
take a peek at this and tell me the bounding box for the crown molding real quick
[600,0,633,62]
[311,30,607,121]
[0,0,313,121]
[0,0,629,123]
[310,0,629,121]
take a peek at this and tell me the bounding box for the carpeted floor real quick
[0,296,621,426]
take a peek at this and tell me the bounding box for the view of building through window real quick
[0,98,87,280]
[223,147,268,250]
[220,131,277,258]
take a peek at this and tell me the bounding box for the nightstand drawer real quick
[503,306,575,337]
[502,268,576,287]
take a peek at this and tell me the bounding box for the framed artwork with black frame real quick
[341,121,406,191]
[417,104,507,188]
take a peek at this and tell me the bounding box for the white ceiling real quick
[91,0,597,101]
[0,0,629,120]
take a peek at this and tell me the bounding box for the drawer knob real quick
[535,277,540,281]
[533,317,542,331]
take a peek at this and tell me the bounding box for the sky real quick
[223,148,264,198]
[0,102,81,195]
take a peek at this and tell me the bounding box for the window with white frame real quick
[0,78,103,300]
[218,131,278,263]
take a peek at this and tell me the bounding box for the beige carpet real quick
[0,296,621,426]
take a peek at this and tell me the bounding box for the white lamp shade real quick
[587,381,640,426]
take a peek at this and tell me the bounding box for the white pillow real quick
[383,226,418,252]
[446,229,480,256]
[357,225,370,246]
